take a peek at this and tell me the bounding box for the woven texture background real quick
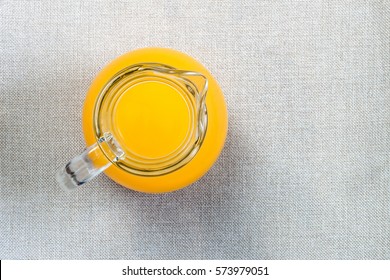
[1,0,389,259]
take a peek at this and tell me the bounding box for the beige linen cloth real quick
[0,0,389,259]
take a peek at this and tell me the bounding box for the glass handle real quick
[56,133,124,191]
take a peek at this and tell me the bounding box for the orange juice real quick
[113,80,191,159]
[82,48,228,193]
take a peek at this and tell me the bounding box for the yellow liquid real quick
[114,81,191,159]
[83,48,228,193]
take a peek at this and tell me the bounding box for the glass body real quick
[57,48,228,193]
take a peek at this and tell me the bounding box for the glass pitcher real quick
[57,48,228,193]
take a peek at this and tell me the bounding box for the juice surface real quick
[83,48,228,193]
[114,81,190,159]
